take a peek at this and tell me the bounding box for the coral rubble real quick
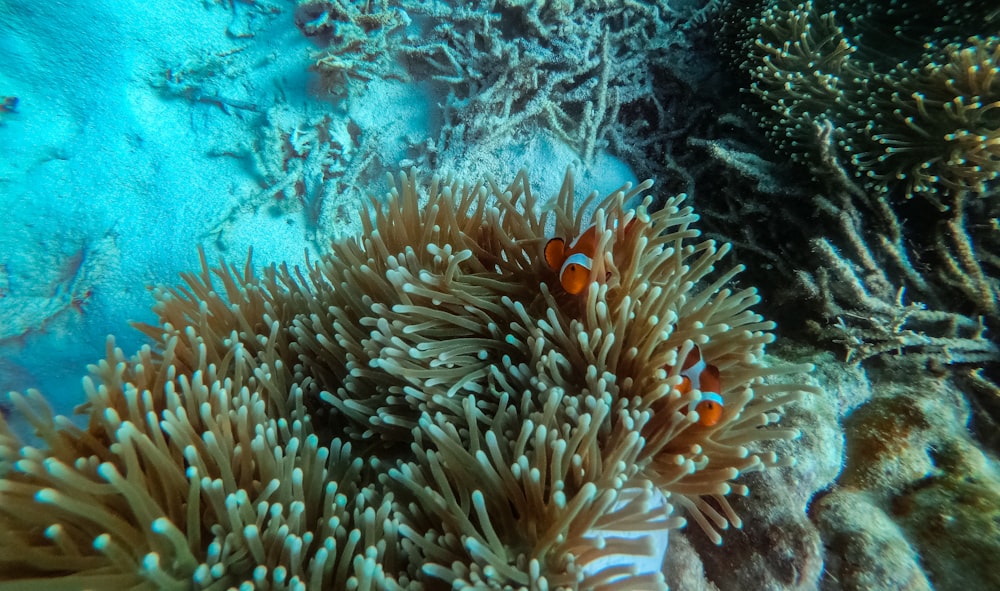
[296,0,689,168]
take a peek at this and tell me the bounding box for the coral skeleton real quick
[297,0,412,98]
[0,169,811,589]
[297,0,682,164]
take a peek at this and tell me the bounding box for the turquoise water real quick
[1,1,998,589]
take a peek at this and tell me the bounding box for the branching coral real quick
[295,0,411,98]
[152,47,261,114]
[404,0,683,161]
[295,0,684,163]
[205,105,373,249]
[0,169,812,589]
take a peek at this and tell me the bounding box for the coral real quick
[405,0,683,161]
[679,113,1000,369]
[711,0,1000,379]
[205,105,374,248]
[0,236,112,345]
[813,488,934,591]
[797,125,1000,364]
[296,0,689,164]
[0,168,812,588]
[811,359,1000,591]
[793,151,1000,366]
[296,0,411,99]
[209,0,284,39]
[152,47,262,114]
[893,469,1000,591]
[730,0,1000,204]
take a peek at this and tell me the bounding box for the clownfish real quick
[544,220,634,295]
[670,345,724,427]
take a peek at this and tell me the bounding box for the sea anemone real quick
[0,168,811,589]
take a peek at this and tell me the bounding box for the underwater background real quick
[0,0,998,589]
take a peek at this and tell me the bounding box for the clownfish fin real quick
[544,237,565,271]
[665,345,702,389]
[621,217,639,238]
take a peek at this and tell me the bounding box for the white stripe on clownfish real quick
[669,344,724,427]
[544,218,637,295]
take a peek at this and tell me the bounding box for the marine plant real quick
[0,169,811,589]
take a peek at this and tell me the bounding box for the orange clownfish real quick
[544,220,634,295]
[671,345,724,427]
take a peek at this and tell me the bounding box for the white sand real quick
[0,0,637,415]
